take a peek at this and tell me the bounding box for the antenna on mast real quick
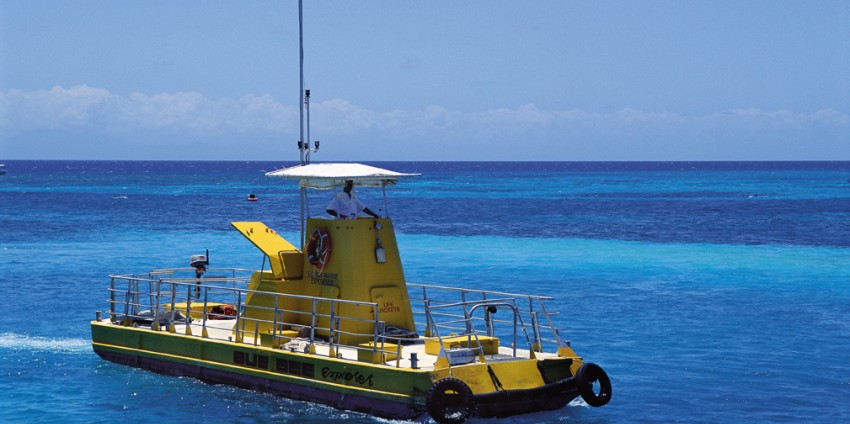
[305,89,319,164]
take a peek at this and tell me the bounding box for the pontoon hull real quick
[93,349,424,419]
[94,347,581,420]
[91,322,584,421]
[91,323,430,419]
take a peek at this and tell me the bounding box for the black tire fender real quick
[426,377,476,424]
[575,362,612,407]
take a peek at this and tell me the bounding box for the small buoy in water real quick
[247,194,258,201]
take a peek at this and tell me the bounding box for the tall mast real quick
[297,0,306,246]
[295,0,320,247]
[298,0,306,166]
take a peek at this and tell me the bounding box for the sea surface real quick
[1,160,849,423]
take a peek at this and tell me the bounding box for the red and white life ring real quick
[307,226,332,268]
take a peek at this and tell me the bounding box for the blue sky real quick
[1,0,848,161]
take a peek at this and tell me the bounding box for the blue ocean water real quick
[1,160,849,423]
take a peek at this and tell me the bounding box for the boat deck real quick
[105,315,554,371]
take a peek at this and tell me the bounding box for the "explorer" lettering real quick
[321,367,374,387]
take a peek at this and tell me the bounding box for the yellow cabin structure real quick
[232,216,416,345]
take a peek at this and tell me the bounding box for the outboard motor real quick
[190,254,208,269]
[190,251,209,298]
[190,251,209,279]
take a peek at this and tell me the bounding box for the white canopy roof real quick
[266,163,419,189]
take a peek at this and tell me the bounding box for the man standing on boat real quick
[326,179,380,219]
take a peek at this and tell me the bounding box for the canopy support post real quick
[382,183,389,217]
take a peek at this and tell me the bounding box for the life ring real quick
[426,378,475,424]
[307,227,332,268]
[575,362,612,407]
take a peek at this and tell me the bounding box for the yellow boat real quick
[90,3,610,423]
[90,163,611,422]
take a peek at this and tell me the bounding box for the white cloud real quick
[0,85,298,135]
[1,85,113,128]
[1,85,848,160]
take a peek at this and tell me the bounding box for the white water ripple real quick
[0,332,91,354]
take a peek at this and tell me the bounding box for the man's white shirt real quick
[327,191,366,219]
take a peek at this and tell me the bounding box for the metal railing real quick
[409,283,569,358]
[104,267,404,366]
[102,268,571,367]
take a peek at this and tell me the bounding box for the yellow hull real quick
[91,321,431,418]
[91,319,584,420]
